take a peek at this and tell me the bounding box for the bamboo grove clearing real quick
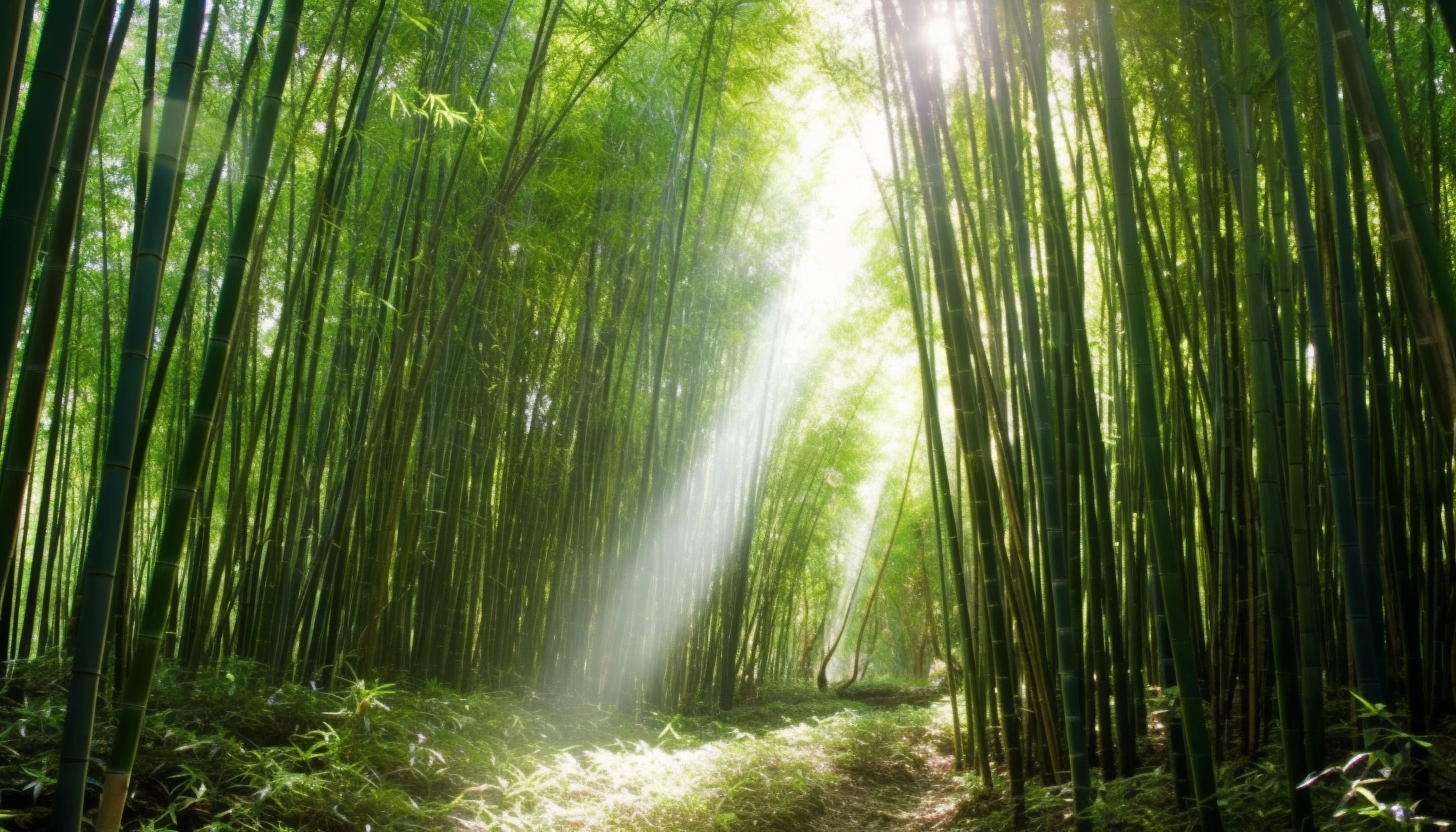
[0,0,1454,829]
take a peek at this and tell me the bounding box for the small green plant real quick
[1298,694,1450,829]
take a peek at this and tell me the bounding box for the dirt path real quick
[802,688,977,831]
[805,742,969,831]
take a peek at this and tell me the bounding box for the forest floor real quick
[2,658,1452,831]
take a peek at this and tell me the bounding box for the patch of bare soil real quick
[808,731,972,831]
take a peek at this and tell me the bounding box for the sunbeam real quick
[589,292,799,705]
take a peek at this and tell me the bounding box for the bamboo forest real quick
[2,0,1456,828]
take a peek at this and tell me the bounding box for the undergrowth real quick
[941,712,1456,832]
[1,659,1450,831]
[0,658,939,831]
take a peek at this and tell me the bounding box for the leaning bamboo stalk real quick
[0,0,126,645]
[52,0,209,828]
[1322,0,1456,438]
[0,0,104,411]
[95,2,304,821]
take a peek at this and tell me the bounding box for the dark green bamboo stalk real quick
[882,0,1025,814]
[1263,0,1336,782]
[0,0,103,412]
[1312,0,1391,716]
[0,0,24,152]
[1092,1,1222,827]
[1323,0,1456,428]
[0,0,126,652]
[52,0,208,826]
[1240,6,1313,825]
[94,3,303,821]
[969,0,1087,815]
